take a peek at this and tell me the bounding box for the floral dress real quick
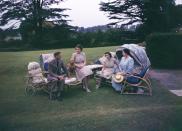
[71,52,93,81]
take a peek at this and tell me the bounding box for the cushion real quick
[32,77,47,84]
[44,62,49,71]
[28,62,40,70]
[65,77,77,84]
[28,68,42,76]
[126,68,148,84]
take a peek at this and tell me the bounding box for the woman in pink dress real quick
[95,52,118,89]
[70,44,93,92]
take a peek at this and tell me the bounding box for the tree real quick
[0,0,69,34]
[143,0,176,32]
[100,0,144,26]
[0,28,4,40]
[169,5,182,29]
[100,0,177,33]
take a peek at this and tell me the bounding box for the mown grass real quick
[0,46,182,131]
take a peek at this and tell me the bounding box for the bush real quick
[146,33,182,69]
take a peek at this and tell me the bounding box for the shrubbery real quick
[0,29,140,51]
[0,40,26,51]
[146,33,182,69]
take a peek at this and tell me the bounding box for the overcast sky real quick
[56,0,111,27]
[58,0,182,27]
[176,0,182,4]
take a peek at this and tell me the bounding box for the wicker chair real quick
[121,67,152,96]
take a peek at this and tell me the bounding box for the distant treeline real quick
[0,26,141,51]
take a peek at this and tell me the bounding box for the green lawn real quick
[0,46,182,131]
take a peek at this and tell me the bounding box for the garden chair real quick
[121,67,152,96]
[94,71,112,88]
[40,53,103,84]
[40,54,82,88]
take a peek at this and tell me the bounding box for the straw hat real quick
[112,73,124,83]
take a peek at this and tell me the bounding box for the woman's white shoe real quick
[86,88,91,93]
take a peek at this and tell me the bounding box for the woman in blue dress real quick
[112,49,135,91]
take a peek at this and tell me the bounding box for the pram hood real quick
[116,44,151,68]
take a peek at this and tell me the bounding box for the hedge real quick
[146,33,182,69]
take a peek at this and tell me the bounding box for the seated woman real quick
[94,52,116,65]
[70,44,93,93]
[112,49,134,91]
[96,52,117,88]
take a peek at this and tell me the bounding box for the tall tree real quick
[100,0,144,26]
[143,0,176,32]
[100,0,177,33]
[0,0,69,33]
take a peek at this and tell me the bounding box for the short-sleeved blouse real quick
[70,52,93,81]
[71,52,86,64]
[103,58,116,68]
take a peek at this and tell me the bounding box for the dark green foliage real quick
[74,29,139,48]
[0,0,71,50]
[0,40,25,51]
[25,24,75,49]
[0,0,69,33]
[143,0,175,32]
[135,24,150,41]
[146,33,182,69]
[100,0,181,36]
[0,28,140,51]
[100,0,144,26]
[0,28,5,40]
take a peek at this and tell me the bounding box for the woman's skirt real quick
[97,68,113,79]
[76,66,93,81]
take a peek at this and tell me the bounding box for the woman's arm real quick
[78,52,86,68]
[83,52,87,66]
[61,61,69,77]
[74,63,80,68]
[70,53,79,68]
[116,58,125,75]
[101,63,106,72]
[114,59,119,68]
[126,58,134,74]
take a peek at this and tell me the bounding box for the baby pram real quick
[25,62,57,99]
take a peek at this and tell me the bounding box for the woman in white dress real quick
[70,44,93,92]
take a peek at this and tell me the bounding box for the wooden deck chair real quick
[40,54,82,88]
[121,67,152,96]
[66,64,103,89]
[25,62,83,100]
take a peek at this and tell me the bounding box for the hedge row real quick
[146,33,182,69]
